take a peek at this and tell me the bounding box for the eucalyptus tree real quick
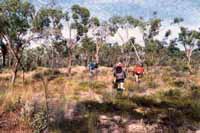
[140,15,163,66]
[32,6,64,68]
[63,4,94,75]
[178,27,200,73]
[108,16,145,66]
[81,36,96,66]
[0,0,35,84]
[90,17,112,64]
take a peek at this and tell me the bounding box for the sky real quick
[31,0,200,26]
[28,0,200,49]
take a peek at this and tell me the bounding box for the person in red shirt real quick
[133,63,144,83]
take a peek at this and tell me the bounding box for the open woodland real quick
[0,0,200,132]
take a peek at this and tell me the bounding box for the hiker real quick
[88,61,98,79]
[133,63,144,83]
[113,62,126,91]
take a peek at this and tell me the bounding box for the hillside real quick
[0,66,199,132]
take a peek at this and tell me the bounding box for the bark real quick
[3,36,25,84]
[131,42,142,63]
[2,54,5,67]
[186,50,192,73]
[1,45,7,67]
[95,41,100,64]
[185,46,193,74]
[67,49,72,76]
[11,61,19,85]
[41,78,49,132]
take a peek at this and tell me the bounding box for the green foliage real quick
[32,8,63,31]
[167,44,182,57]
[71,4,90,36]
[144,40,164,66]
[179,27,200,48]
[148,18,161,38]
[126,16,145,27]
[99,43,121,66]
[0,0,34,38]
[173,17,184,24]
[90,17,100,26]
[31,109,48,133]
[81,37,96,56]
[109,16,126,25]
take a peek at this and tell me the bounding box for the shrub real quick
[172,61,189,72]
[163,88,182,98]
[187,102,200,121]
[191,85,200,100]
[32,69,61,81]
[3,96,22,112]
[31,109,48,133]
[173,80,185,88]
[161,70,175,85]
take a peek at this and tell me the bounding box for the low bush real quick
[191,85,200,100]
[163,88,182,98]
[173,80,185,88]
[188,102,200,121]
[32,69,61,81]
[30,109,48,133]
[3,96,22,112]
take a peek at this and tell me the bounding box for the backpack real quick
[115,67,125,80]
[89,63,96,70]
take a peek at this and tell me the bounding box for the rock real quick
[99,115,111,125]
[64,102,86,120]
[110,123,122,133]
[64,102,76,120]
[21,101,35,118]
[126,123,146,133]
[196,130,200,133]
[121,118,128,124]
[112,115,121,123]
[146,124,161,133]
[101,128,109,133]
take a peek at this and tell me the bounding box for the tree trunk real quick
[96,42,100,64]
[2,52,6,67]
[186,48,193,74]
[67,49,72,76]
[11,61,19,85]
[187,55,192,73]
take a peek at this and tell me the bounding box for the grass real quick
[32,68,62,81]
[0,66,199,132]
